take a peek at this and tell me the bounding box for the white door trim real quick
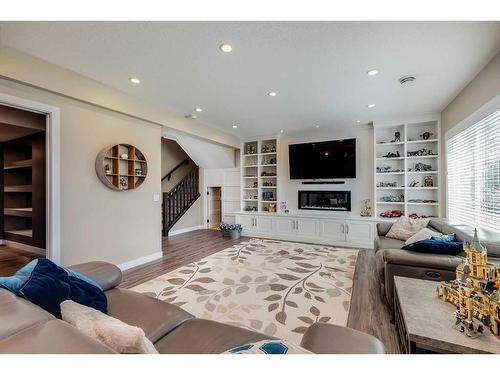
[0,92,61,264]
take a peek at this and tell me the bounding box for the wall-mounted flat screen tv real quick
[289,138,356,179]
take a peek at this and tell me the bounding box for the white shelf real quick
[260,200,277,203]
[259,164,277,167]
[242,187,258,190]
[376,172,404,175]
[407,155,438,159]
[376,187,404,189]
[407,170,439,174]
[242,176,258,179]
[407,202,439,206]
[376,202,405,205]
[376,142,405,146]
[407,187,438,190]
[407,139,438,144]
[243,165,258,167]
[242,199,258,201]
[376,157,404,160]
[261,175,277,178]
[260,186,277,189]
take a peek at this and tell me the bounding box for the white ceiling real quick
[1,21,499,138]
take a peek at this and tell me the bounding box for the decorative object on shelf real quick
[382,151,401,158]
[244,206,257,212]
[408,213,429,219]
[380,210,404,218]
[412,162,433,172]
[262,191,275,201]
[245,144,257,155]
[279,201,289,214]
[423,176,434,187]
[407,148,436,157]
[437,229,500,338]
[261,171,277,177]
[420,131,434,140]
[219,222,242,240]
[380,194,404,202]
[377,166,402,173]
[377,181,398,187]
[409,180,419,187]
[261,144,270,153]
[408,199,437,203]
[253,181,258,188]
[392,131,401,143]
[95,144,148,191]
[271,145,276,153]
[263,203,277,213]
[360,199,372,217]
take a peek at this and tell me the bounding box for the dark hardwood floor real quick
[122,229,399,353]
[0,245,43,276]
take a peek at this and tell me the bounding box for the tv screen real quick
[289,138,356,179]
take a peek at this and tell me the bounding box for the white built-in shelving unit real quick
[373,117,441,219]
[240,138,279,213]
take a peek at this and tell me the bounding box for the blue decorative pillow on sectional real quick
[431,233,456,242]
[401,239,463,255]
[0,259,107,318]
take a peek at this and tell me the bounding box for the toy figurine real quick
[423,176,434,187]
[437,229,500,339]
[393,131,401,142]
[420,131,434,140]
[360,199,372,217]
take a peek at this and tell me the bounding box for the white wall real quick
[277,126,374,217]
[0,78,162,267]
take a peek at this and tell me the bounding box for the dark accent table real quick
[393,276,500,354]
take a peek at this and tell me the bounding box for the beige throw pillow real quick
[61,300,158,354]
[404,228,442,245]
[386,217,430,241]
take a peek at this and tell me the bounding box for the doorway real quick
[207,186,222,230]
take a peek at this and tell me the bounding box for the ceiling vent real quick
[184,114,197,120]
[398,75,416,86]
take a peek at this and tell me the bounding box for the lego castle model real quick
[437,229,500,338]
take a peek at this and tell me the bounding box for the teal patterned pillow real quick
[431,233,456,242]
[225,340,311,354]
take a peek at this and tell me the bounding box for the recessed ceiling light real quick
[367,104,376,108]
[367,69,379,76]
[356,120,361,123]
[219,43,233,53]
[280,129,284,133]
[232,125,238,129]
[315,125,320,128]
[268,92,277,97]
[194,108,203,112]
[184,114,197,119]
[129,77,141,84]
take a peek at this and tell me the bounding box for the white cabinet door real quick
[295,218,318,238]
[274,217,296,235]
[256,216,273,233]
[345,221,373,244]
[236,215,255,233]
[319,219,346,243]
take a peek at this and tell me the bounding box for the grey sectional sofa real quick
[375,218,500,307]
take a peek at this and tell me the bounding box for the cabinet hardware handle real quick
[296,220,299,230]
[346,224,349,235]
[341,224,344,234]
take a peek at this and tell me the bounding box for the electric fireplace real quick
[298,190,351,212]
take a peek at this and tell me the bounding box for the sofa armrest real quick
[70,261,122,291]
[300,323,386,354]
[376,222,393,236]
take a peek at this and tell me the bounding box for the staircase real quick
[162,165,200,236]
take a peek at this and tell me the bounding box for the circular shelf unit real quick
[96,144,148,191]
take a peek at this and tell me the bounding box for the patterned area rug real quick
[131,239,358,344]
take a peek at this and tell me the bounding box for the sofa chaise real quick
[375,218,500,307]
[0,261,386,354]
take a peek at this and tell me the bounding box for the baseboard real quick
[169,225,204,236]
[117,251,163,271]
[4,240,46,256]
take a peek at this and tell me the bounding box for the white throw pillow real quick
[61,300,158,354]
[404,228,442,245]
[386,217,430,241]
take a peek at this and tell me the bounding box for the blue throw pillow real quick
[431,233,456,242]
[401,239,463,255]
[0,259,107,318]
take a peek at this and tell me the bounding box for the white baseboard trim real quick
[169,225,204,236]
[4,240,46,256]
[117,251,163,271]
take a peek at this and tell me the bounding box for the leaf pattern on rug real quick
[131,239,358,345]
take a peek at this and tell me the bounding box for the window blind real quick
[447,109,500,232]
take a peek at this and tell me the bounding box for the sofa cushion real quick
[379,248,462,271]
[154,318,272,354]
[401,240,463,255]
[105,288,194,343]
[375,235,405,251]
[0,319,115,354]
[405,228,442,245]
[386,217,430,241]
[0,289,54,341]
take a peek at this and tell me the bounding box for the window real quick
[447,109,500,232]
